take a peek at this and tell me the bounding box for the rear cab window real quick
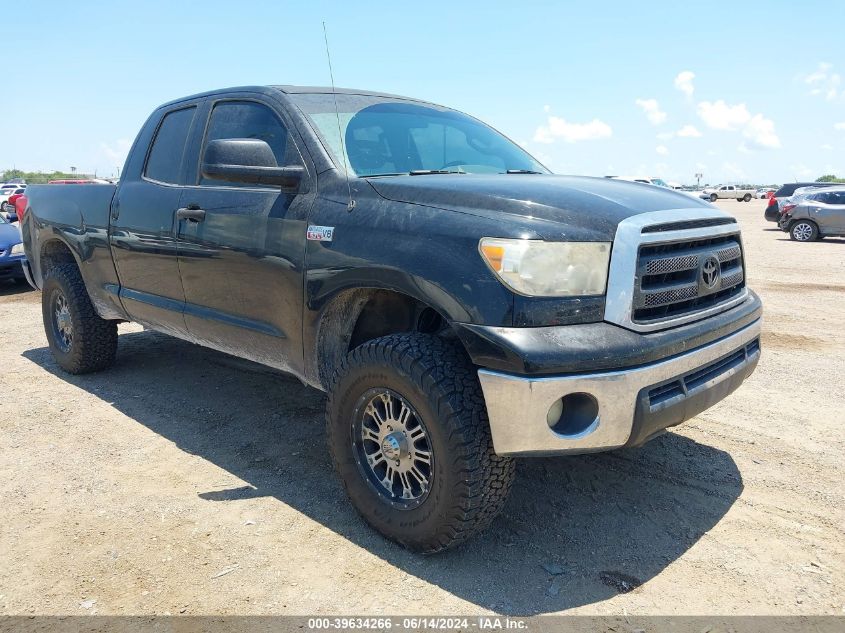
[144,106,197,185]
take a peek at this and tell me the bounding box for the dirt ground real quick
[0,199,843,616]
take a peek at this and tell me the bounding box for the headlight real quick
[479,238,610,297]
[10,243,25,256]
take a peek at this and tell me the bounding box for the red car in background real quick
[14,193,27,223]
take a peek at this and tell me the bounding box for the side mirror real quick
[201,138,304,190]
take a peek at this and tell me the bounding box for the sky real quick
[2,0,844,185]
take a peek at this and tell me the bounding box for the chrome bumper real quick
[478,319,761,456]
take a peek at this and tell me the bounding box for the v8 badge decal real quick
[306,225,334,242]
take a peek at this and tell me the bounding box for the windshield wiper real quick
[409,169,465,176]
[505,169,544,174]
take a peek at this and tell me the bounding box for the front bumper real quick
[478,319,761,456]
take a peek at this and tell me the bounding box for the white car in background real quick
[608,176,670,188]
[0,186,26,212]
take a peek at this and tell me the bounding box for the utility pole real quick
[695,172,703,188]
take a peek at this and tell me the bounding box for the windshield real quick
[292,93,549,177]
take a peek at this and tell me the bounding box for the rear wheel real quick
[42,264,118,373]
[743,193,752,202]
[326,333,515,553]
[0,202,8,212]
[789,220,819,242]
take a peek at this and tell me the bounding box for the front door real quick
[813,191,845,233]
[175,98,313,375]
[110,104,198,333]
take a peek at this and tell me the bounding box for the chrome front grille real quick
[633,234,745,323]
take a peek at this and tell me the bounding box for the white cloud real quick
[821,144,834,150]
[635,98,667,125]
[674,71,695,98]
[697,100,751,130]
[676,124,702,138]
[533,115,613,143]
[722,162,747,180]
[835,122,845,131]
[697,101,780,150]
[656,132,674,140]
[790,163,815,179]
[805,63,841,101]
[656,145,669,155]
[100,139,131,166]
[743,114,781,149]
[543,104,551,113]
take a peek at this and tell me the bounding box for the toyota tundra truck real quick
[21,85,762,552]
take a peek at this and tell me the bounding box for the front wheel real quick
[743,193,752,202]
[710,193,718,202]
[326,333,515,553]
[790,220,819,242]
[42,264,118,373]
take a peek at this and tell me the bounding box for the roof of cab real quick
[159,85,427,109]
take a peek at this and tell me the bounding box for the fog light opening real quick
[547,392,599,437]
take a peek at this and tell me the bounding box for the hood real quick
[0,221,22,249]
[367,174,712,241]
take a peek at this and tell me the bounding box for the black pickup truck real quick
[22,85,762,552]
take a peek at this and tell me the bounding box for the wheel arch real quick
[307,286,456,390]
[38,237,80,282]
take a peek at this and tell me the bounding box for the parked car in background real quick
[609,176,670,187]
[0,211,27,283]
[756,188,775,199]
[0,187,26,212]
[701,184,756,202]
[764,181,843,223]
[7,190,26,210]
[778,187,845,241]
[14,194,27,224]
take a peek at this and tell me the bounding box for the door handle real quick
[176,206,206,222]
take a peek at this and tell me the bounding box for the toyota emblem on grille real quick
[701,255,720,290]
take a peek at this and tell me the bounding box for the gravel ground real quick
[0,199,842,616]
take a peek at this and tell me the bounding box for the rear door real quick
[109,103,200,333]
[175,95,314,375]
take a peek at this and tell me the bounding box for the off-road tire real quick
[326,333,515,553]
[42,263,118,374]
[789,220,819,242]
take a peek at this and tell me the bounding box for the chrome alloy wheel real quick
[792,222,814,241]
[52,291,73,352]
[351,388,434,509]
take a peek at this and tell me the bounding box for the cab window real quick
[144,106,197,185]
[200,101,289,186]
